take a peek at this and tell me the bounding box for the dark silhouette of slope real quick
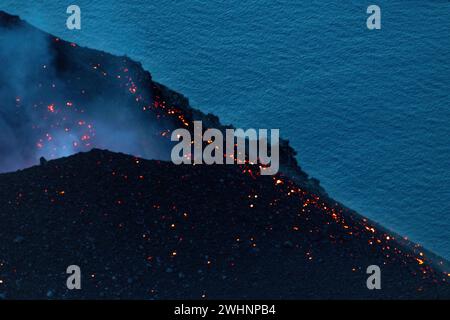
[0,149,448,299]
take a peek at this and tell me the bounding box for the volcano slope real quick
[0,149,449,299]
[0,9,312,192]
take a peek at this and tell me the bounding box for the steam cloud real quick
[0,16,173,173]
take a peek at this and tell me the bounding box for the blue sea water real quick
[1,1,449,259]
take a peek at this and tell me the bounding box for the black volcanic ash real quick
[0,149,449,299]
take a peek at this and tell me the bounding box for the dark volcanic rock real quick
[0,149,448,299]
